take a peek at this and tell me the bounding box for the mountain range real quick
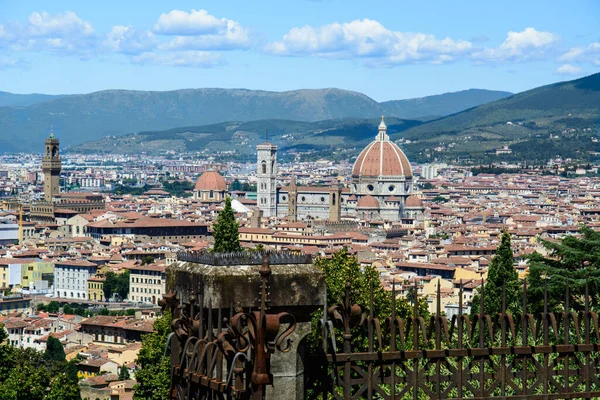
[70,72,600,163]
[0,88,511,153]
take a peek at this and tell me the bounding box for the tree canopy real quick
[472,231,521,315]
[527,225,600,313]
[134,311,172,400]
[212,197,242,253]
[103,271,130,300]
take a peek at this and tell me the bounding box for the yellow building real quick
[21,261,54,290]
[87,274,105,302]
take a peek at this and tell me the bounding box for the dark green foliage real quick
[37,301,60,313]
[471,232,520,316]
[62,304,74,315]
[134,311,172,400]
[212,197,242,253]
[118,366,131,380]
[527,225,600,314]
[432,195,448,203]
[44,336,66,363]
[0,324,81,399]
[162,180,193,197]
[98,307,110,316]
[103,271,130,300]
[141,255,155,265]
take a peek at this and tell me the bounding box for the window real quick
[367,184,374,192]
[261,161,267,174]
[332,193,336,205]
[388,185,395,192]
[320,197,325,203]
[301,196,306,202]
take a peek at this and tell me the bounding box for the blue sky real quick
[0,0,599,101]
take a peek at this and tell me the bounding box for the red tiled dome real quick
[352,118,412,178]
[194,171,227,191]
[356,195,379,208]
[405,195,424,207]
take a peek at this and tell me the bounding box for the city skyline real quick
[0,0,598,100]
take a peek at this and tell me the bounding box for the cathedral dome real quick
[356,195,379,208]
[194,171,227,191]
[352,117,412,178]
[405,195,424,207]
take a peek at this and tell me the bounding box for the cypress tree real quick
[472,231,520,315]
[212,197,242,253]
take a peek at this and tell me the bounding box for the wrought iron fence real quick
[162,254,296,400]
[313,279,600,399]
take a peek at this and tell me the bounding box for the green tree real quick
[141,255,155,265]
[134,311,173,400]
[44,336,66,364]
[471,231,521,316]
[527,225,600,314]
[212,197,242,253]
[98,307,110,316]
[46,301,59,313]
[0,363,49,400]
[45,373,81,400]
[103,271,130,300]
[62,304,74,315]
[118,365,131,380]
[230,179,243,191]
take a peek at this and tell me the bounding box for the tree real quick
[212,197,242,253]
[471,232,520,316]
[134,311,173,400]
[44,336,66,364]
[62,304,74,315]
[141,255,155,265]
[527,225,600,314]
[45,373,81,400]
[104,271,130,300]
[119,365,131,380]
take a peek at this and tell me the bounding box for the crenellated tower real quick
[42,128,61,202]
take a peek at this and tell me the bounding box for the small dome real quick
[405,195,424,207]
[356,195,379,208]
[194,171,227,191]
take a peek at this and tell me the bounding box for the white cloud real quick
[153,9,253,51]
[104,26,155,55]
[0,54,25,69]
[0,11,96,55]
[153,9,229,36]
[559,42,600,65]
[26,11,93,37]
[132,51,225,67]
[471,27,559,62]
[264,19,472,65]
[556,64,583,75]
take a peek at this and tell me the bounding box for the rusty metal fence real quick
[312,279,600,399]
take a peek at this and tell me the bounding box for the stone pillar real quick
[168,254,325,400]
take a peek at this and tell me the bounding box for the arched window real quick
[261,161,267,174]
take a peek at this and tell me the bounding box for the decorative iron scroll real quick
[162,254,296,399]
[176,250,313,266]
[315,279,600,400]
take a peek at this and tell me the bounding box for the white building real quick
[54,260,97,300]
[127,263,166,305]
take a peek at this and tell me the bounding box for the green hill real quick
[381,89,512,119]
[0,87,510,152]
[396,72,600,163]
[70,117,423,161]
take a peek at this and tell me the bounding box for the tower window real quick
[261,161,267,174]
[301,196,306,202]
[320,197,325,203]
[388,185,395,192]
[367,184,374,192]
[332,193,336,205]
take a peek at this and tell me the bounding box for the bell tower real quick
[256,139,277,217]
[42,128,61,202]
[288,174,298,222]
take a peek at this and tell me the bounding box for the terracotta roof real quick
[194,171,227,191]
[356,195,379,209]
[405,195,424,207]
[352,140,412,177]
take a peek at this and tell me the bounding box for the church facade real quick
[256,118,424,222]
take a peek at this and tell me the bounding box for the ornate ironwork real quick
[163,254,296,399]
[176,250,313,266]
[315,278,600,399]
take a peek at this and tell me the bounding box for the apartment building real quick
[127,263,166,305]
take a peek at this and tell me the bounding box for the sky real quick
[0,0,599,101]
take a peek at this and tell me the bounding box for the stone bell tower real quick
[257,138,278,217]
[42,128,61,202]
